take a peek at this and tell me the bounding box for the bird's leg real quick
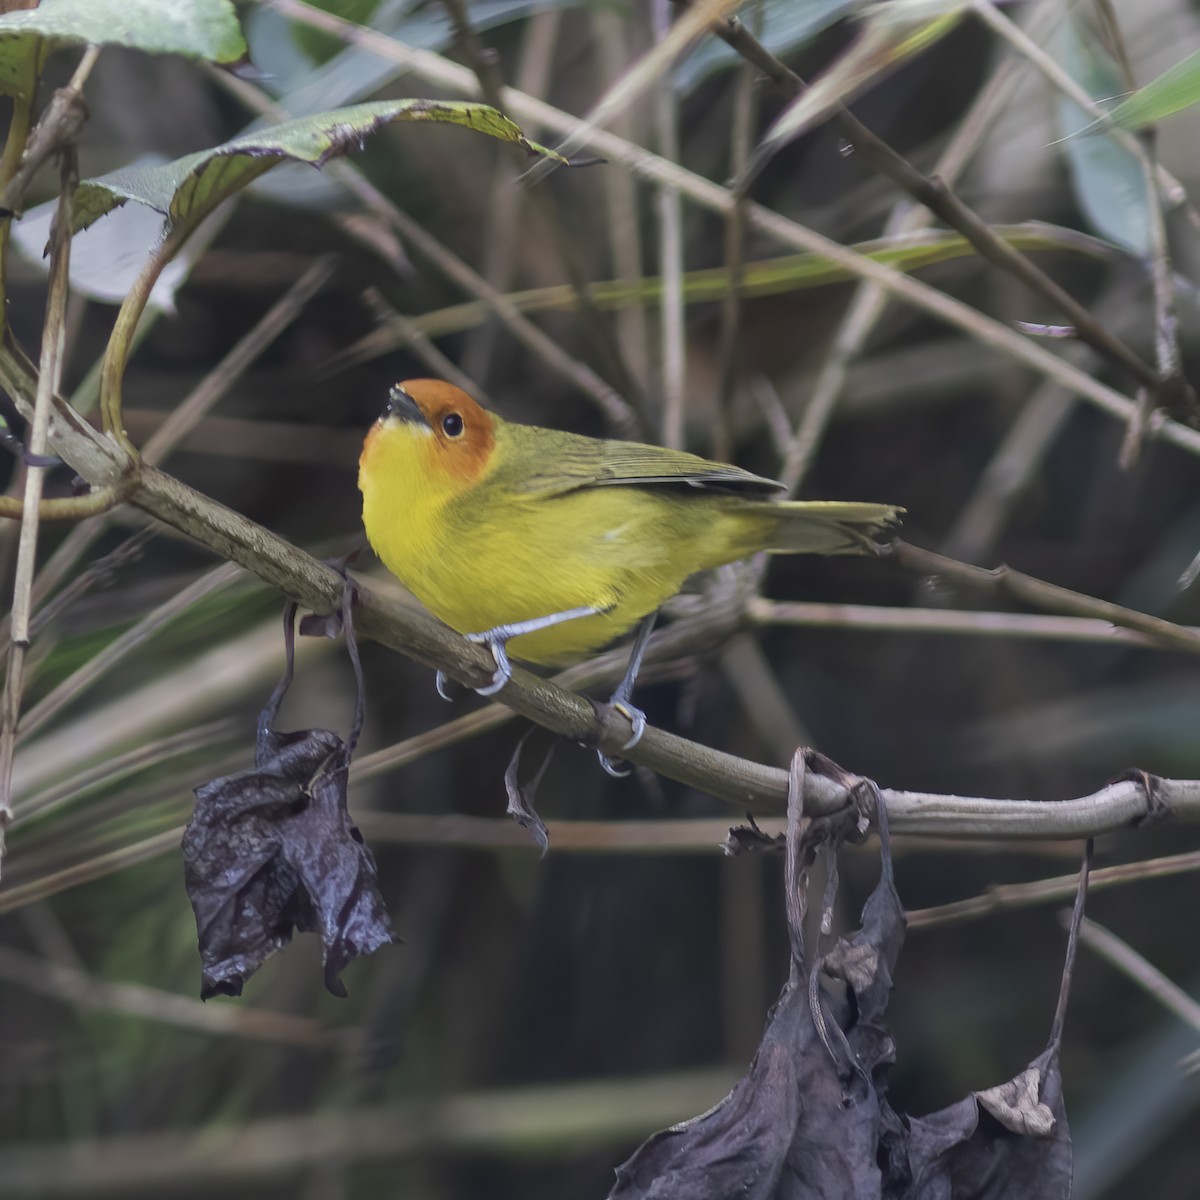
[596,611,656,777]
[435,605,604,700]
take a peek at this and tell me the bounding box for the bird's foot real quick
[464,631,513,696]
[435,633,513,700]
[596,699,647,777]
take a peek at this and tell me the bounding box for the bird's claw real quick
[613,700,646,750]
[595,699,646,777]
[598,751,632,778]
[466,633,512,696]
[435,670,455,701]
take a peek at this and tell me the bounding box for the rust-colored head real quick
[361,379,497,489]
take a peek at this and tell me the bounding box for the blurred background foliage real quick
[2,0,1200,1195]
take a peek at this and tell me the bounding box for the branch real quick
[68,469,1200,837]
[888,540,1200,656]
[906,848,1200,929]
[748,597,1200,651]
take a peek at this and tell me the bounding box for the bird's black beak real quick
[383,385,430,428]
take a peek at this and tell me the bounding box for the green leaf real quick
[1057,18,1153,256]
[328,222,1117,370]
[73,99,569,236]
[0,0,246,97]
[1108,49,1200,130]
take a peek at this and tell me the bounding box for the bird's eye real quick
[442,412,464,438]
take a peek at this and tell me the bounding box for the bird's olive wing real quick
[506,435,785,497]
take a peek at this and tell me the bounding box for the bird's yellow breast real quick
[359,418,748,663]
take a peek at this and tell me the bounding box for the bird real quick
[359,379,900,772]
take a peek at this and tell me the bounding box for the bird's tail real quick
[754,500,903,556]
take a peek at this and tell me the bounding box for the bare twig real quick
[0,944,322,1045]
[594,9,651,391]
[1076,916,1200,1039]
[1095,1,1189,465]
[441,0,645,415]
[360,289,490,402]
[141,255,338,465]
[524,0,740,179]
[0,50,96,863]
[703,2,1162,401]
[889,540,1200,657]
[713,25,758,462]
[908,850,1200,930]
[16,561,243,744]
[654,0,686,450]
[748,597,1200,650]
[458,7,560,383]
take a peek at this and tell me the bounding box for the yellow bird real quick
[359,380,900,769]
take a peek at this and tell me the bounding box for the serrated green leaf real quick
[0,0,246,98]
[73,99,569,236]
[1057,18,1153,256]
[1108,49,1200,130]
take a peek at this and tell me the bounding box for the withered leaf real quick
[610,757,902,1199]
[611,751,1085,1200]
[183,595,395,999]
[901,1043,1071,1199]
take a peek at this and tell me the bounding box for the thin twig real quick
[1076,916,1200,1038]
[140,256,338,465]
[713,24,758,462]
[0,944,322,1045]
[594,8,651,391]
[907,850,1200,930]
[360,288,490,402]
[16,561,244,745]
[654,0,686,450]
[748,597,1200,650]
[888,540,1200,657]
[1096,1,1189,465]
[458,8,560,383]
[523,0,740,179]
[711,8,1162,396]
[0,50,96,863]
[441,0,645,414]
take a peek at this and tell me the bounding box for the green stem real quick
[99,224,189,454]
